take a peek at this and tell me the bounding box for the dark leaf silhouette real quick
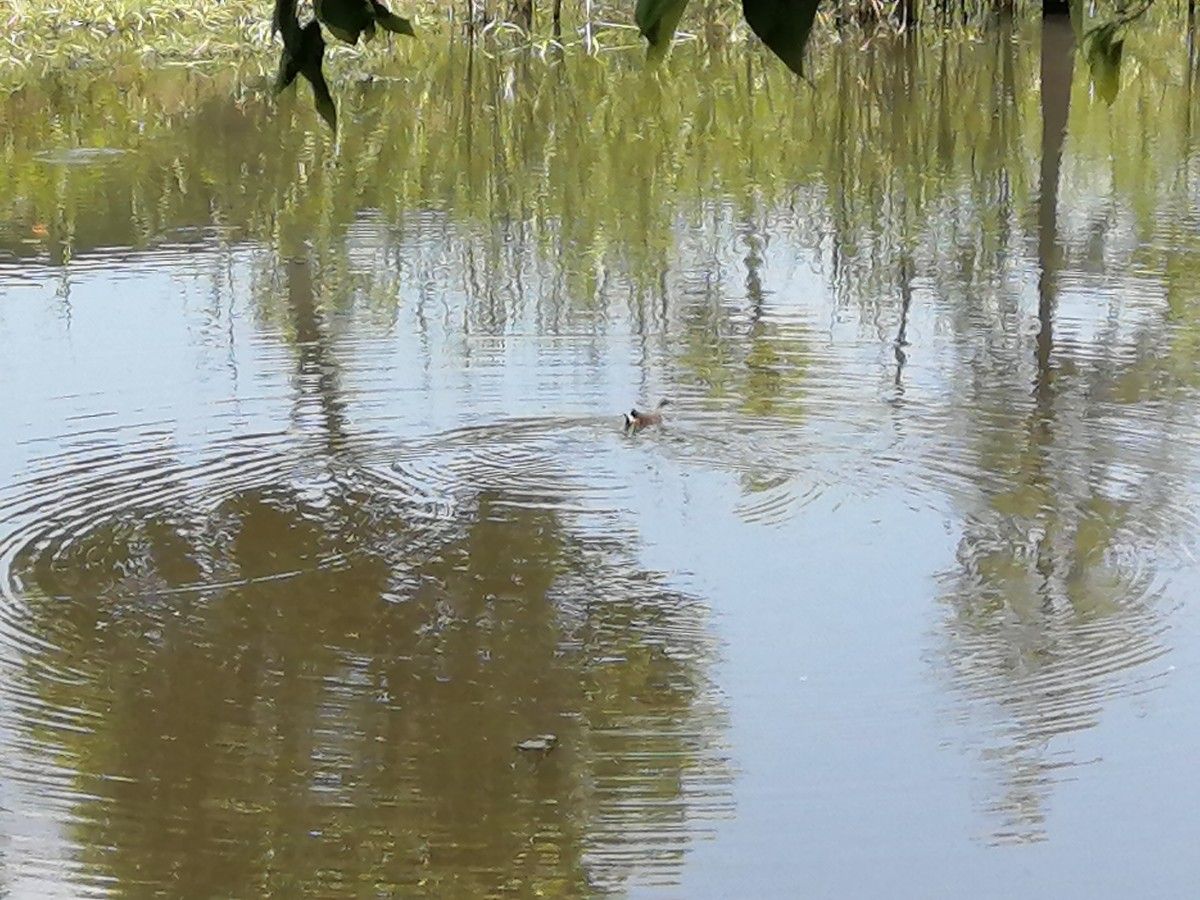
[273,0,413,130]
[635,0,691,62]
[275,0,337,132]
[272,0,300,41]
[371,0,416,36]
[742,0,821,77]
[1083,22,1124,104]
[634,0,820,74]
[316,0,414,45]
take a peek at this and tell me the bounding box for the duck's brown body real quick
[623,399,670,432]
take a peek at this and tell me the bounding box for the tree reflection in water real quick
[1,254,729,896]
[935,11,1191,844]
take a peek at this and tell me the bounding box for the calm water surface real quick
[2,24,1200,897]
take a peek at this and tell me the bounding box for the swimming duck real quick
[623,399,670,432]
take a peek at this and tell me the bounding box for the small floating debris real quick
[34,147,127,166]
[514,734,558,754]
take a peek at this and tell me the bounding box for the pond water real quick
[2,21,1200,897]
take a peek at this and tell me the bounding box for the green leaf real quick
[636,0,690,62]
[1083,22,1124,105]
[742,0,821,77]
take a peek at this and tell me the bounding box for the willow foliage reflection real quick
[1,19,1191,311]
[4,15,1200,855]
[2,254,728,895]
[8,445,727,896]
[935,9,1199,844]
[1,30,1045,300]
